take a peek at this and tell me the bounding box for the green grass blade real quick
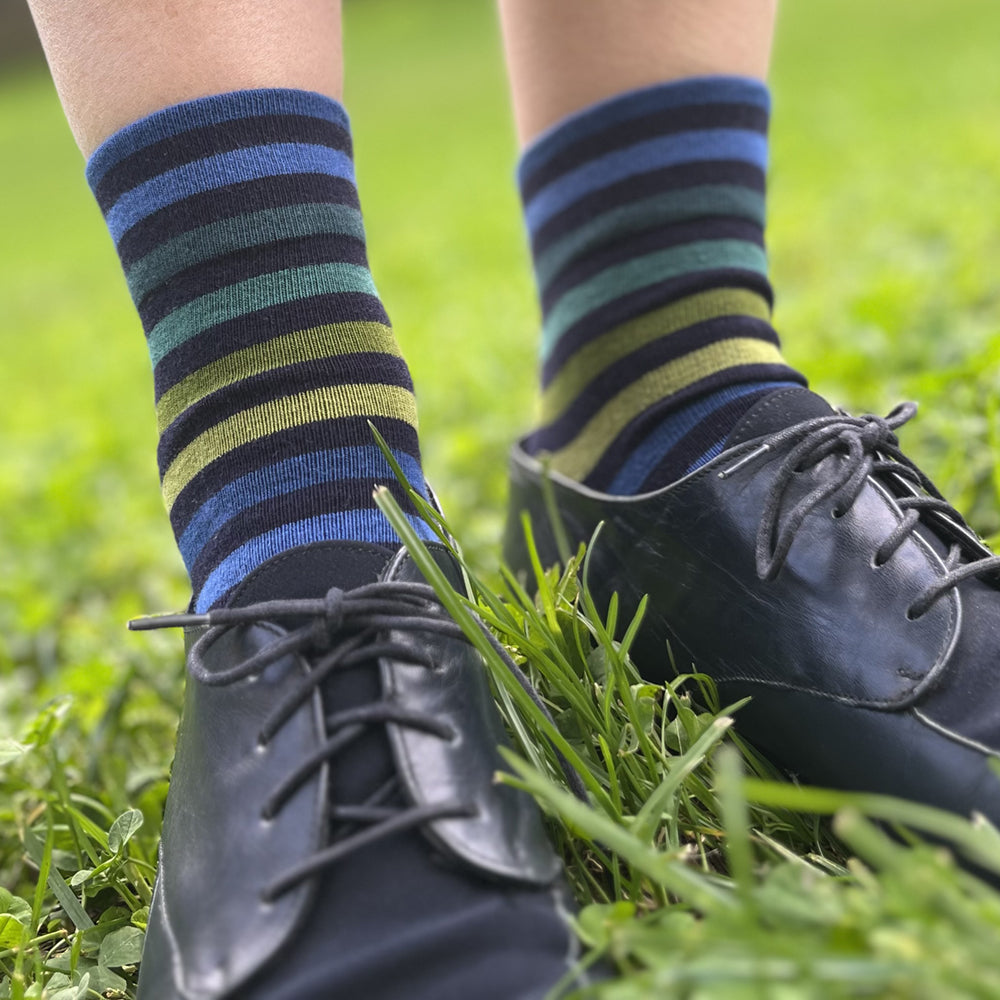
[22,826,94,931]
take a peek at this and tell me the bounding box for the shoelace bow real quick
[130,580,584,902]
[728,402,1000,617]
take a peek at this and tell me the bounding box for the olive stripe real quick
[544,338,786,480]
[155,321,396,431]
[162,383,418,510]
[541,288,770,418]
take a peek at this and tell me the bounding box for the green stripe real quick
[162,383,419,510]
[541,288,770,422]
[544,338,787,480]
[126,203,365,303]
[535,185,765,289]
[156,321,398,432]
[148,263,378,367]
[541,239,768,359]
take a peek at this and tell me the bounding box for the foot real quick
[133,540,584,999]
[505,387,1000,824]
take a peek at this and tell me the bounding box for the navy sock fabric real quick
[86,89,434,610]
[518,77,806,492]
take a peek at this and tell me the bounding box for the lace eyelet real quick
[870,554,886,570]
[831,507,846,520]
[905,606,925,622]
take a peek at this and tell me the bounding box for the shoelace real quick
[721,402,1000,618]
[130,580,585,902]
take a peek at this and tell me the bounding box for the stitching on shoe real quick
[714,599,959,709]
[912,708,1000,758]
[382,542,449,584]
[148,854,190,998]
[714,671,932,710]
[727,386,814,443]
[510,433,751,505]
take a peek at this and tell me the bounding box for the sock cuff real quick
[86,88,352,193]
[517,75,770,197]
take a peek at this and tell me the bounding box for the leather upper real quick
[507,434,961,705]
[139,541,562,1000]
[149,622,328,1000]
[381,551,562,885]
[504,394,1000,823]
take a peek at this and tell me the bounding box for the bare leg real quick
[27,0,342,155]
[498,0,777,144]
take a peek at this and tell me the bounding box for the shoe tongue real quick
[725,387,836,447]
[224,541,398,607]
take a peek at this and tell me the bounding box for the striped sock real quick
[518,76,807,493]
[86,89,434,612]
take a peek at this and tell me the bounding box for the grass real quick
[2,0,1000,995]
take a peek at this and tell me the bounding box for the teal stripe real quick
[126,203,365,302]
[147,262,378,366]
[535,185,765,289]
[540,239,768,359]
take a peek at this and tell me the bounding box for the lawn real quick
[2,0,1000,996]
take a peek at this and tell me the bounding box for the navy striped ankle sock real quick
[518,76,806,493]
[86,89,434,611]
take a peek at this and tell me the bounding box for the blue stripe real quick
[178,446,427,570]
[105,143,355,242]
[682,438,728,474]
[519,76,769,184]
[195,510,436,612]
[86,88,350,189]
[607,382,777,494]
[524,130,768,232]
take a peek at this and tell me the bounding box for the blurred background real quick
[2,0,1000,717]
[0,3,43,69]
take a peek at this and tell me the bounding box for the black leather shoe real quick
[132,540,585,1000]
[505,387,1000,825]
